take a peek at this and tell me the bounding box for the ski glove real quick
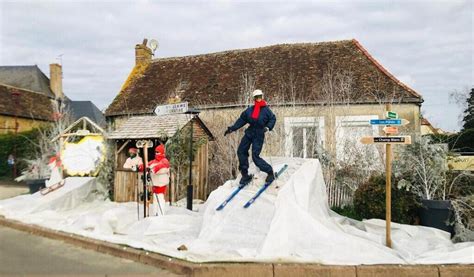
[224,127,232,136]
[264,127,270,133]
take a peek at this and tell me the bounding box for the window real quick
[284,117,325,158]
[335,115,379,166]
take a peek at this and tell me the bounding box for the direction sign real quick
[383,126,399,134]
[386,111,398,119]
[154,102,188,116]
[360,136,412,145]
[370,119,409,126]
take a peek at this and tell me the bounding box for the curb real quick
[0,216,472,277]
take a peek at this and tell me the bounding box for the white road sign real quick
[154,102,188,116]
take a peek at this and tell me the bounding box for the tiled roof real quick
[0,65,55,97]
[108,114,193,139]
[106,39,423,117]
[65,100,106,127]
[0,84,53,121]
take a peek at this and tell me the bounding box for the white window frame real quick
[335,115,379,161]
[284,117,325,158]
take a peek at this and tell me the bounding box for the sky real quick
[0,0,472,132]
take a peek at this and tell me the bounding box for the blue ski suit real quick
[228,105,276,176]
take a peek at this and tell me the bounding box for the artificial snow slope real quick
[0,158,472,265]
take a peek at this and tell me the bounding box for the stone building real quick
[105,39,424,189]
[0,64,105,134]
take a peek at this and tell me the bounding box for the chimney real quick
[49,63,64,99]
[135,38,152,66]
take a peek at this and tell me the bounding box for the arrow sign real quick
[154,102,188,116]
[360,136,412,144]
[370,119,409,126]
[383,126,399,134]
[386,111,398,119]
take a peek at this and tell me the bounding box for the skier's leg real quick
[237,134,252,176]
[152,193,159,216]
[251,133,273,179]
[157,193,166,216]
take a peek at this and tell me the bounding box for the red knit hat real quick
[155,144,165,155]
[128,147,138,154]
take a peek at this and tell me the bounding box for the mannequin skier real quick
[140,144,170,216]
[224,89,276,185]
[123,147,143,171]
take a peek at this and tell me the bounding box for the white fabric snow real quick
[0,158,472,265]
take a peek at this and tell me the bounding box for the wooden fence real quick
[326,180,354,207]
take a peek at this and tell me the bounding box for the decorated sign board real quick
[61,136,106,176]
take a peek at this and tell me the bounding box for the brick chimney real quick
[49,63,64,99]
[135,38,152,66]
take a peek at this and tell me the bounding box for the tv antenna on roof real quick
[149,39,159,55]
[56,54,64,65]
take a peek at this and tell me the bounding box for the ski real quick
[40,179,65,196]
[216,175,253,211]
[243,164,288,208]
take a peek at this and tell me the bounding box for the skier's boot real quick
[239,173,253,186]
[265,171,276,183]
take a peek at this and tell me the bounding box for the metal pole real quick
[385,103,392,248]
[187,116,194,211]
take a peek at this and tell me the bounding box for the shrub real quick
[331,205,363,221]
[0,129,40,177]
[354,174,421,224]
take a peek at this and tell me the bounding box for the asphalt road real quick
[0,179,182,276]
[0,225,182,276]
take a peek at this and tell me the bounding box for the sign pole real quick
[385,103,392,248]
[187,116,194,211]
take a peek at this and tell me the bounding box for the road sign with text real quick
[154,102,188,116]
[383,126,399,134]
[360,136,412,145]
[386,111,398,119]
[370,119,409,126]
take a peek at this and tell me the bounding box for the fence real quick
[326,180,354,207]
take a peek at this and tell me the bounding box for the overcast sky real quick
[0,0,472,131]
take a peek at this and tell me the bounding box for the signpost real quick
[386,111,398,119]
[382,126,399,135]
[154,102,188,116]
[360,107,412,248]
[370,119,409,126]
[360,136,411,144]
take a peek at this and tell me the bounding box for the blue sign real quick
[370,119,401,125]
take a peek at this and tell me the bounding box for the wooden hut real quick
[108,114,214,203]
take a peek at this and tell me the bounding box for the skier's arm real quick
[266,109,276,131]
[229,111,248,132]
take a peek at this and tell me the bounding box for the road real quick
[0,179,183,276]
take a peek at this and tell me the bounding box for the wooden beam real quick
[116,139,131,156]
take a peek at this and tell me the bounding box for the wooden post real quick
[143,142,149,218]
[385,103,392,248]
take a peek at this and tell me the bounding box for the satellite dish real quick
[149,39,159,53]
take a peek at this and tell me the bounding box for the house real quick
[0,64,105,133]
[420,118,445,136]
[105,38,424,190]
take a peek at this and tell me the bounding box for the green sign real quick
[386,111,398,119]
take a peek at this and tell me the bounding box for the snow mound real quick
[0,158,472,265]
